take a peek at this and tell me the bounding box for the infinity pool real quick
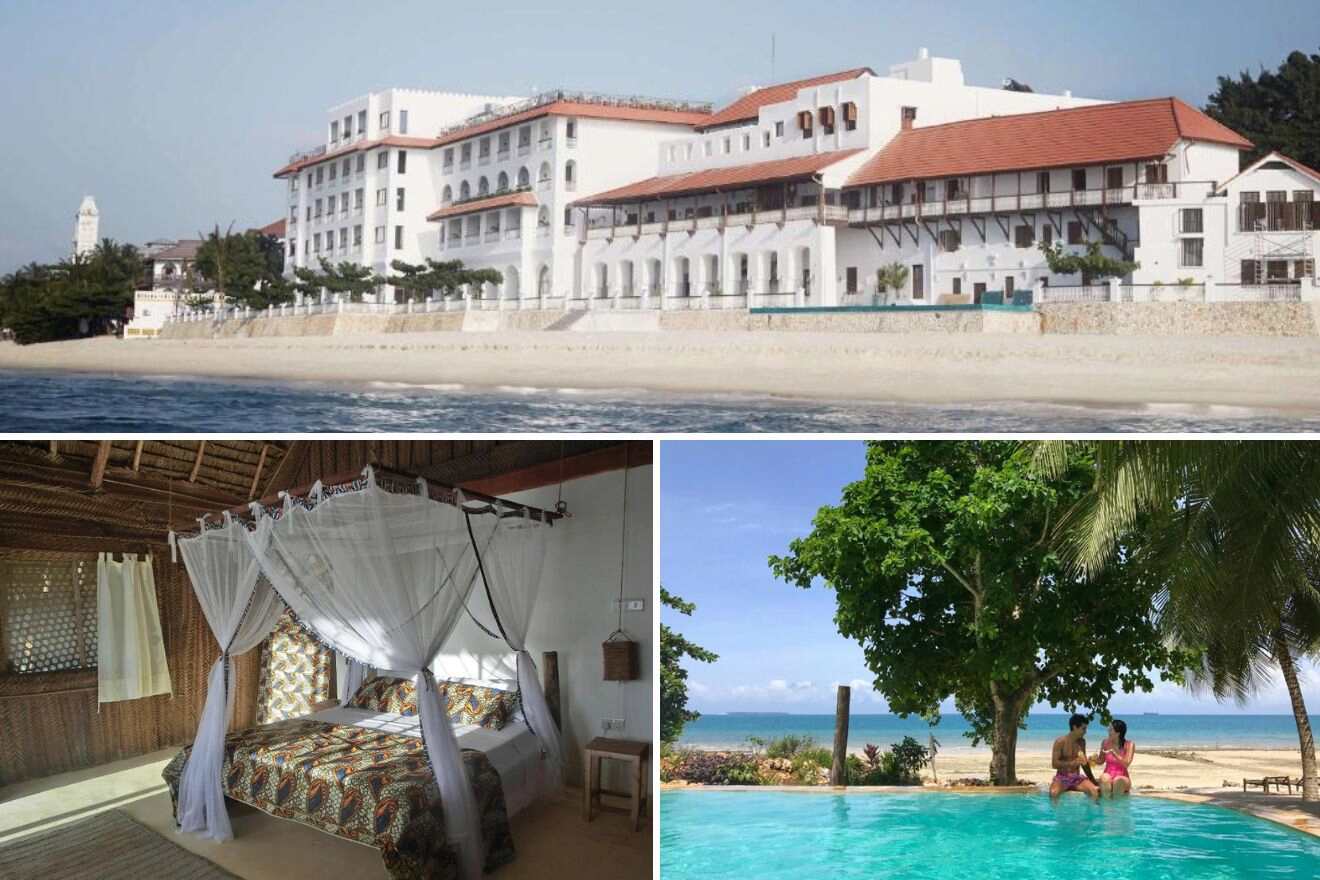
[661,791,1320,879]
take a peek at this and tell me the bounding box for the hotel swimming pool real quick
[661,791,1320,879]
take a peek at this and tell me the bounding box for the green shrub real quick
[765,734,816,759]
[850,737,930,785]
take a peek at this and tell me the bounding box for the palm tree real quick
[1032,441,1320,801]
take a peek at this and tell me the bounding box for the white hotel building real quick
[273,50,1318,311]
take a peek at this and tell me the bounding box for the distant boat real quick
[1143,712,1160,716]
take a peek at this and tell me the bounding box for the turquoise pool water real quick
[661,791,1320,879]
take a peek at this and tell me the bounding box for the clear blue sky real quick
[660,440,1312,715]
[2,0,1317,273]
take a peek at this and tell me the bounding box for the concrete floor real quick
[0,749,651,879]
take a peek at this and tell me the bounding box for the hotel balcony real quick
[1238,202,1319,233]
[847,181,1217,225]
[582,203,850,241]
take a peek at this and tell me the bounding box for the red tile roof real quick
[427,100,711,151]
[847,98,1252,188]
[572,149,866,206]
[258,218,287,238]
[696,68,874,132]
[273,136,440,178]
[426,190,539,221]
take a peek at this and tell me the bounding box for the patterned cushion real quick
[438,681,522,730]
[347,677,419,716]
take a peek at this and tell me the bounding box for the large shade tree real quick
[1205,48,1320,170]
[0,240,142,343]
[770,441,1178,785]
[1034,440,1320,801]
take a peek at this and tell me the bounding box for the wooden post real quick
[543,650,561,731]
[131,440,144,472]
[831,684,850,786]
[189,440,207,483]
[89,440,111,490]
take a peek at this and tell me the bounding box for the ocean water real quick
[661,791,1320,879]
[2,369,1319,433]
[678,713,1302,752]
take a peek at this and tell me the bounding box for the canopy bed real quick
[163,466,566,880]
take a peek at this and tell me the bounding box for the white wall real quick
[436,465,653,794]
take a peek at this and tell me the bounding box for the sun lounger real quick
[1242,775,1299,794]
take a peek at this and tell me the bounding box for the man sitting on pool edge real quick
[1050,713,1100,801]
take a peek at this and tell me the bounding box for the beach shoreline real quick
[666,745,1307,791]
[4,331,1320,414]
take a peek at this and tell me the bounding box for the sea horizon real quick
[678,711,1303,752]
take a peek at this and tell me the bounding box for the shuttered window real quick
[1,558,97,675]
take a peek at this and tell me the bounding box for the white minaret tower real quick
[73,195,99,257]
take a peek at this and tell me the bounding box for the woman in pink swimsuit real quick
[1095,719,1135,798]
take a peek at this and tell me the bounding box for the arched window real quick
[564,160,577,191]
[497,171,509,192]
[441,185,452,204]
[517,166,530,188]
[478,176,489,196]
[538,162,552,182]
[459,180,471,200]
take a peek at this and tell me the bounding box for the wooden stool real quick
[583,737,648,830]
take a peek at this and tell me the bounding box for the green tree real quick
[661,587,718,744]
[1038,241,1138,285]
[875,262,910,295]
[1205,48,1320,170]
[194,227,292,309]
[769,441,1179,785]
[1034,440,1320,801]
[0,240,142,343]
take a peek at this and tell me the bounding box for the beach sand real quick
[913,747,1303,792]
[4,331,1320,412]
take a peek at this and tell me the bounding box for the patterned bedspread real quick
[163,717,515,879]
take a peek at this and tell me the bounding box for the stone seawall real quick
[159,302,1320,340]
[1036,301,1320,336]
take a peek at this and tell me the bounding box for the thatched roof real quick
[0,440,648,552]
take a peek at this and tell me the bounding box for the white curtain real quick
[175,516,284,841]
[97,553,172,705]
[475,511,563,790]
[337,655,367,705]
[246,473,487,880]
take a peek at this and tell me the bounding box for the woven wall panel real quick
[2,558,97,674]
[256,609,332,725]
[0,551,259,786]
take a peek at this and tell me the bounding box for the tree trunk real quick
[988,694,1024,786]
[1274,632,1318,802]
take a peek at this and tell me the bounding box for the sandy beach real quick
[4,331,1320,413]
[928,747,1304,792]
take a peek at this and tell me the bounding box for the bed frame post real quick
[542,651,561,731]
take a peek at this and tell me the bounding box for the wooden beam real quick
[543,651,561,731]
[188,441,207,483]
[262,440,308,497]
[131,441,144,472]
[461,442,652,497]
[47,441,58,459]
[831,685,851,786]
[248,445,269,500]
[89,441,111,490]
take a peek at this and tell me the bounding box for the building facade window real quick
[327,194,336,214]
[379,110,390,131]
[845,266,858,293]
[396,188,405,211]
[354,188,364,210]
[1180,238,1204,267]
[444,147,455,168]
[374,226,385,244]
[397,151,407,174]
[1071,169,1087,191]
[843,101,858,131]
[356,154,365,173]
[357,110,366,136]
[376,188,386,207]
[1066,221,1084,245]
[377,151,388,170]
[1014,224,1034,249]
[353,225,362,246]
[1180,208,1204,234]
[937,229,961,252]
[394,226,404,249]
[565,160,576,191]
[398,110,408,134]
[329,163,337,182]
[330,121,339,142]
